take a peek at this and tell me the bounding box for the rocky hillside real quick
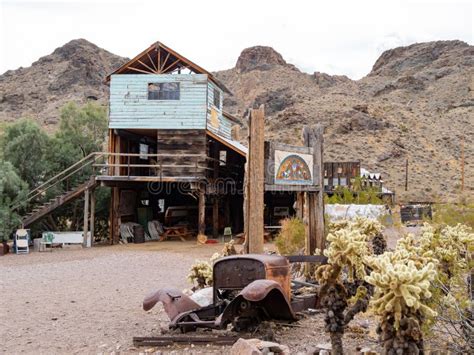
[0,39,127,128]
[216,41,473,202]
[0,39,472,201]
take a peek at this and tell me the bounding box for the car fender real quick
[220,279,297,325]
[143,288,200,320]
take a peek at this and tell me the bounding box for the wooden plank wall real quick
[156,129,208,178]
[109,74,208,129]
[324,161,360,189]
[206,81,233,139]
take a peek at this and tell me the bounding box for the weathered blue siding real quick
[109,74,208,129]
[206,82,233,139]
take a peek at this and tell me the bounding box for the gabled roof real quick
[106,41,231,94]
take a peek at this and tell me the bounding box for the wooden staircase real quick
[21,178,98,227]
[10,152,106,228]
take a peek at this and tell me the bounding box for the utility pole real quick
[405,159,408,192]
[461,135,465,192]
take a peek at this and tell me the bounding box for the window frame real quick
[147,82,180,101]
[213,88,221,109]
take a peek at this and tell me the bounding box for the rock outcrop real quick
[0,39,127,128]
[235,46,291,73]
[0,39,472,201]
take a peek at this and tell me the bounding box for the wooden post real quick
[303,125,325,253]
[115,134,121,176]
[83,188,89,247]
[212,142,219,239]
[245,105,265,254]
[198,188,206,236]
[90,188,95,246]
[213,197,219,238]
[111,187,120,244]
[313,126,325,252]
[295,192,304,219]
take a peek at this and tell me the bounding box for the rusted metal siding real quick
[109,74,208,129]
[206,81,232,139]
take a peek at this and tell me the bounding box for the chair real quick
[40,232,54,252]
[223,227,232,242]
[15,229,29,254]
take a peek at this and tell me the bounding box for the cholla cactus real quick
[329,217,386,255]
[323,228,370,282]
[315,227,372,354]
[188,240,240,289]
[365,256,437,354]
[187,260,213,289]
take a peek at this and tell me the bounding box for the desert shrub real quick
[274,217,305,255]
[325,185,384,205]
[188,240,239,289]
[432,200,474,229]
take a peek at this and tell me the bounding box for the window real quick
[158,199,165,213]
[219,150,227,166]
[148,82,180,100]
[139,143,148,160]
[213,88,221,108]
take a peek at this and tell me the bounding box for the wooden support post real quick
[213,197,219,239]
[296,192,304,219]
[303,125,325,253]
[90,188,95,246]
[111,187,120,245]
[83,188,89,247]
[211,141,219,239]
[115,134,121,176]
[313,126,325,252]
[245,105,265,254]
[198,188,206,236]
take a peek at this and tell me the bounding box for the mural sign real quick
[274,150,314,185]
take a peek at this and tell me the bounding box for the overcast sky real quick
[0,0,472,79]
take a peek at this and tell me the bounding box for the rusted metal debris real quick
[133,335,240,347]
[142,254,326,334]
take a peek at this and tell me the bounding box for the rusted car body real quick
[143,254,324,333]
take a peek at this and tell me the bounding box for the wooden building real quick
[97,41,247,243]
[323,161,361,191]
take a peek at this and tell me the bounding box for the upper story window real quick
[148,82,180,100]
[213,88,221,109]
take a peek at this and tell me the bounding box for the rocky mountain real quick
[0,39,472,201]
[0,39,127,128]
[216,41,473,202]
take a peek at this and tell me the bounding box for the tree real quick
[0,161,28,241]
[1,119,50,188]
[57,102,108,158]
[43,102,109,232]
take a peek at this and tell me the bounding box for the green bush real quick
[432,199,474,229]
[274,217,306,255]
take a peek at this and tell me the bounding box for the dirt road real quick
[1,242,223,354]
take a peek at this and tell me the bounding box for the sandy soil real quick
[1,233,435,355]
[1,242,225,354]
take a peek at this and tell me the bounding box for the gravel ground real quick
[2,233,442,355]
[0,242,224,354]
